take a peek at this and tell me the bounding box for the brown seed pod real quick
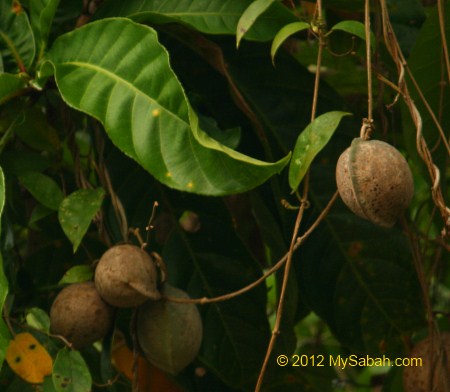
[94,244,160,308]
[403,333,450,392]
[50,282,114,349]
[336,138,414,227]
[137,284,203,375]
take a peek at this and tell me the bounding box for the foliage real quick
[0,0,448,391]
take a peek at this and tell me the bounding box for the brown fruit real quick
[403,333,450,392]
[50,282,114,348]
[137,284,203,375]
[95,244,160,307]
[336,138,414,227]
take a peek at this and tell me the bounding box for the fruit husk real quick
[50,282,115,348]
[137,284,203,375]
[403,332,450,392]
[336,138,414,227]
[95,244,160,308]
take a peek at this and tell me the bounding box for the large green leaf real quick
[58,188,105,252]
[42,18,289,195]
[29,0,61,58]
[95,0,296,42]
[0,0,35,72]
[0,73,26,105]
[53,348,92,392]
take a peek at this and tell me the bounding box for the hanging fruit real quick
[336,138,414,227]
[95,244,160,308]
[50,282,114,348]
[137,284,203,375]
[403,332,450,392]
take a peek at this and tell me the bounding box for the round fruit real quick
[336,138,414,227]
[95,244,160,308]
[137,284,203,375]
[403,332,450,392]
[50,282,114,349]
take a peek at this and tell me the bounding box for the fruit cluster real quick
[50,244,203,375]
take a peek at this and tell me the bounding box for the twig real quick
[365,0,373,124]
[145,201,159,246]
[255,2,324,387]
[254,181,310,392]
[130,309,140,392]
[379,0,450,237]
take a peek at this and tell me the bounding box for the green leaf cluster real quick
[0,0,447,391]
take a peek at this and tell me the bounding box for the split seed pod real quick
[95,244,160,307]
[137,284,203,374]
[50,282,114,349]
[403,333,450,392]
[336,138,414,227]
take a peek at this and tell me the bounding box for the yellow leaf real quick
[6,332,53,384]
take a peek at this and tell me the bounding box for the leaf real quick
[225,43,343,152]
[53,348,92,392]
[236,0,276,48]
[111,336,185,392]
[58,188,105,252]
[0,73,27,105]
[14,107,60,151]
[288,111,350,191]
[42,18,290,196]
[162,213,271,388]
[26,307,51,333]
[5,332,53,384]
[199,115,241,150]
[58,265,93,285]
[19,171,64,210]
[94,0,297,42]
[271,21,310,64]
[297,167,425,357]
[0,0,35,72]
[331,20,375,48]
[30,0,61,57]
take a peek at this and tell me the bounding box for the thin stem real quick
[255,182,309,392]
[310,34,325,122]
[379,0,450,234]
[365,0,373,123]
[437,0,450,87]
[254,1,326,383]
[316,0,323,20]
[0,31,26,73]
[405,67,450,156]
